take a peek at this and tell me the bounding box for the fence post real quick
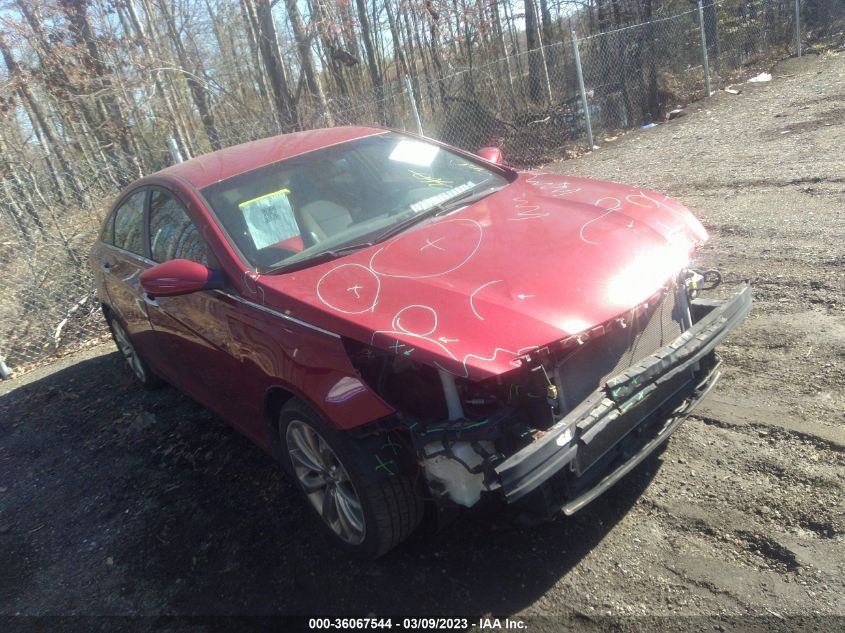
[571,31,594,150]
[167,136,184,164]
[794,0,802,57]
[404,74,423,136]
[697,0,712,97]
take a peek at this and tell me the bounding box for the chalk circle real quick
[595,197,622,211]
[369,218,483,279]
[392,305,437,337]
[316,263,380,314]
[626,192,669,209]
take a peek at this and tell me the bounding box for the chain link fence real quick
[1,0,843,378]
[425,0,843,162]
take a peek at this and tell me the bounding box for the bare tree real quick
[284,0,333,125]
[354,0,387,123]
[252,0,300,131]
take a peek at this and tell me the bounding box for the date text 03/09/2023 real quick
[307,617,528,630]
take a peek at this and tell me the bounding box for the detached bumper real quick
[494,282,752,512]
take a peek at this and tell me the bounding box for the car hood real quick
[259,172,708,380]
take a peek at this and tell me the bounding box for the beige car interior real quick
[298,199,354,242]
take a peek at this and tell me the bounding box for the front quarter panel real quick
[220,289,395,433]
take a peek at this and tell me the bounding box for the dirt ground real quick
[1,53,843,630]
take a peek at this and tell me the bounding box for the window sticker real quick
[410,181,476,213]
[238,188,298,250]
[388,139,440,167]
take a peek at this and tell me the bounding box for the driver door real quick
[143,188,248,423]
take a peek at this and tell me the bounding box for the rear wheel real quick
[106,312,162,389]
[279,399,423,558]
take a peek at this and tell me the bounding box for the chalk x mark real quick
[420,237,445,251]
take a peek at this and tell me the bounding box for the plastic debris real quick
[642,122,658,129]
[724,85,742,95]
[747,72,772,83]
[668,109,685,120]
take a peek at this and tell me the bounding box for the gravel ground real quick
[1,52,843,631]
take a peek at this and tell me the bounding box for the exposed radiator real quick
[556,285,689,412]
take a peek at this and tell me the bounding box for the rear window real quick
[112,190,147,255]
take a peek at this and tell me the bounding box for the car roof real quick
[157,126,388,190]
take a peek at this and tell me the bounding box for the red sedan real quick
[90,127,751,557]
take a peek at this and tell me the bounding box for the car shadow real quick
[0,352,663,617]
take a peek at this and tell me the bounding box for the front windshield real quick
[200,132,510,272]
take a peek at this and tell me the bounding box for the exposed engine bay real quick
[345,268,732,512]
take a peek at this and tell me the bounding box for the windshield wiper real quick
[375,183,505,243]
[435,183,505,215]
[267,241,374,274]
[373,205,441,243]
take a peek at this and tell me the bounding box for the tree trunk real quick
[354,0,387,123]
[15,0,120,176]
[642,0,660,121]
[308,0,349,99]
[253,0,300,131]
[64,0,141,180]
[240,0,273,107]
[0,33,75,202]
[384,0,410,82]
[284,0,334,126]
[0,133,44,239]
[156,0,222,151]
[460,0,476,95]
[491,0,518,110]
[525,0,544,103]
[425,1,448,106]
[539,0,553,46]
[123,0,192,160]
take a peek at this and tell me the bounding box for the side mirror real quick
[140,259,225,297]
[476,147,503,164]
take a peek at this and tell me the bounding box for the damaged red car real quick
[90,127,751,557]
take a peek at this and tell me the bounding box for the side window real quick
[149,190,216,267]
[112,190,147,254]
[99,209,114,244]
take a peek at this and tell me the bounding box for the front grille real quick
[556,285,688,412]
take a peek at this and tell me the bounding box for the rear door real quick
[100,188,158,358]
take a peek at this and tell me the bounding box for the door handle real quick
[143,292,159,307]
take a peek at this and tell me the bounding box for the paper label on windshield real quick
[238,188,298,250]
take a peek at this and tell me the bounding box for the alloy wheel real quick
[286,419,366,545]
[111,319,146,382]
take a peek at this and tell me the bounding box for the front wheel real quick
[279,399,423,558]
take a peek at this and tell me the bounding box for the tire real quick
[105,310,163,389]
[279,398,423,558]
